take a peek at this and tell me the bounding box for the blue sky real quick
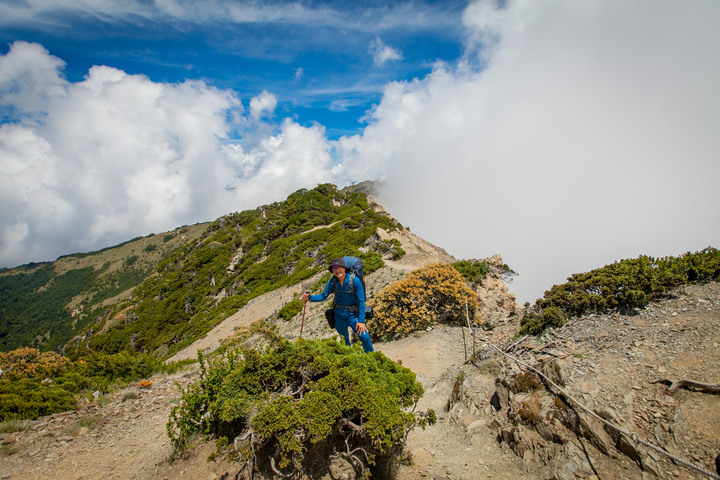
[1,1,466,139]
[1,0,719,304]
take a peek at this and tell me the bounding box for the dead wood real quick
[651,378,720,394]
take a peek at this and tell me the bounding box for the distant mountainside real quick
[0,183,414,358]
[0,223,208,352]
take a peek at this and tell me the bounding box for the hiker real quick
[302,258,374,353]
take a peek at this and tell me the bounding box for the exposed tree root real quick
[269,455,292,477]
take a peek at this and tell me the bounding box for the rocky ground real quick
[1,225,718,479]
[469,281,720,480]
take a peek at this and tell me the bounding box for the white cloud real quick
[222,119,334,203]
[0,124,72,266]
[0,41,67,116]
[369,38,403,66]
[249,90,277,120]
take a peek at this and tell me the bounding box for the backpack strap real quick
[331,273,357,309]
[331,273,355,295]
[348,272,355,296]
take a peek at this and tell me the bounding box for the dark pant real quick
[334,317,374,353]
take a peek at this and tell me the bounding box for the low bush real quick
[0,378,77,420]
[0,347,166,421]
[453,260,488,284]
[278,298,303,321]
[519,307,567,336]
[520,247,720,335]
[368,263,480,341]
[167,337,435,477]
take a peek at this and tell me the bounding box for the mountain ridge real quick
[1,182,719,479]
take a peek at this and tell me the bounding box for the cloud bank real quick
[2,0,719,305]
[373,0,720,302]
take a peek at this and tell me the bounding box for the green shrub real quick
[453,260,488,284]
[374,239,406,260]
[518,311,544,336]
[541,306,566,329]
[167,338,434,477]
[278,298,303,321]
[519,306,567,335]
[69,351,163,384]
[0,378,77,421]
[521,247,720,335]
[368,263,480,341]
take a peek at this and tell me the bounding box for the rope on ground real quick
[471,328,720,480]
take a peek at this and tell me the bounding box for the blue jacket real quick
[310,275,365,327]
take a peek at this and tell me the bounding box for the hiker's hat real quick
[329,258,347,272]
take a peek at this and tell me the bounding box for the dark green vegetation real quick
[0,225,206,353]
[0,347,166,421]
[453,260,488,284]
[520,247,720,335]
[168,335,435,477]
[67,184,402,360]
[278,298,304,321]
[0,264,94,352]
[0,379,77,421]
[453,260,517,286]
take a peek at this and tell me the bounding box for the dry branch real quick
[651,378,720,394]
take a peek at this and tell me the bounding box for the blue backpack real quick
[343,256,365,293]
[331,256,365,296]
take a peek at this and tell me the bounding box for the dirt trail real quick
[0,324,530,480]
[0,368,202,480]
[378,325,530,480]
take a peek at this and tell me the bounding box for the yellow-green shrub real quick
[368,263,480,341]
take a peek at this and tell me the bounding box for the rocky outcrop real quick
[475,254,520,327]
[449,281,720,479]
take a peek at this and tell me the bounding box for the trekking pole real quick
[300,291,309,337]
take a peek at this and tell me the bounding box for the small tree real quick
[368,263,480,341]
[167,338,435,478]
